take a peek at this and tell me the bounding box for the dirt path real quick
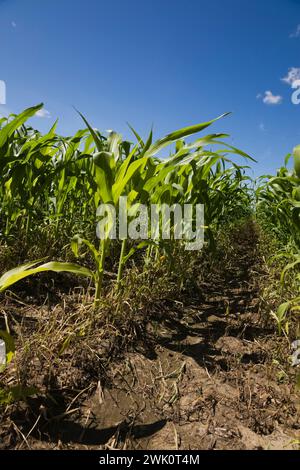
[33,223,297,451]
[3,223,299,450]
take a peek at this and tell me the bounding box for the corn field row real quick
[0,103,299,375]
[0,104,253,300]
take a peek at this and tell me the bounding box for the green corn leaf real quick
[0,261,94,292]
[76,110,103,152]
[0,104,44,148]
[143,113,230,158]
[112,156,148,204]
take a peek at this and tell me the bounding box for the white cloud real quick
[290,24,300,38]
[11,21,16,28]
[259,123,265,131]
[256,93,262,99]
[281,67,300,87]
[36,108,51,118]
[262,91,282,105]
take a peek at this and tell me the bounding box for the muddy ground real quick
[0,223,299,450]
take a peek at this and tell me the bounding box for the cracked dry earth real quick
[47,227,299,451]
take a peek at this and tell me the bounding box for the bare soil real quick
[0,223,299,450]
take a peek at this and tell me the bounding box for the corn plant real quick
[0,104,254,305]
[257,146,300,335]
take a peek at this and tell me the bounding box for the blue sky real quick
[1,0,300,175]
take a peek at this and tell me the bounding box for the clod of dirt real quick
[215,336,259,356]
